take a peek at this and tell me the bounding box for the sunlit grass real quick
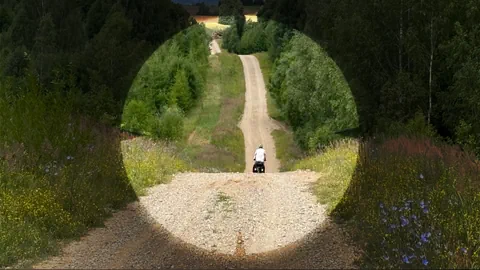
[121,137,190,196]
[180,52,245,172]
[293,139,359,212]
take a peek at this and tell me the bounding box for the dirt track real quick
[239,55,280,173]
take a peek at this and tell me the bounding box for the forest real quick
[256,0,480,156]
[0,0,193,123]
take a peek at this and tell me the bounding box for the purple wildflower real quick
[420,232,431,243]
[420,200,426,209]
[402,255,412,264]
[461,248,467,255]
[400,216,409,227]
[421,256,428,266]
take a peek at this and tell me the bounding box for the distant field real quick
[183,5,261,16]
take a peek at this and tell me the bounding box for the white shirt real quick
[254,148,266,162]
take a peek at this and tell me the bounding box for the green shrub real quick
[152,106,184,140]
[238,22,268,54]
[269,32,358,151]
[121,100,155,135]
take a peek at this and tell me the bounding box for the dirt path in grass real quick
[239,55,281,173]
[33,172,359,269]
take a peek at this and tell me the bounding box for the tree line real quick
[0,0,193,124]
[222,19,359,151]
[257,0,480,156]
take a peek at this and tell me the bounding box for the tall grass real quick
[121,137,190,196]
[0,82,136,267]
[334,136,480,269]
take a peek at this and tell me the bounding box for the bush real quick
[270,32,358,151]
[121,100,155,135]
[122,24,209,139]
[152,106,184,140]
[238,22,268,54]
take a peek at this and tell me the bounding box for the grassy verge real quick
[254,52,283,121]
[272,129,303,171]
[292,139,359,212]
[121,137,190,196]
[180,52,245,172]
[0,85,137,267]
[333,136,480,269]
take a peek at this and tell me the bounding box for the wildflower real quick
[400,216,409,227]
[420,200,426,209]
[45,168,50,173]
[411,214,417,221]
[460,248,467,255]
[392,206,398,211]
[416,242,422,248]
[383,255,389,261]
[402,254,412,264]
[379,203,384,209]
[420,232,431,243]
[67,156,74,160]
[423,207,429,214]
[421,256,429,266]
[382,218,387,223]
[419,173,424,179]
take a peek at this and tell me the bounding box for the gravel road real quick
[33,172,359,269]
[239,55,281,173]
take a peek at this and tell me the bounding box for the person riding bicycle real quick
[253,145,266,173]
[254,144,266,163]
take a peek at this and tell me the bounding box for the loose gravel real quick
[33,172,360,269]
[141,172,325,255]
